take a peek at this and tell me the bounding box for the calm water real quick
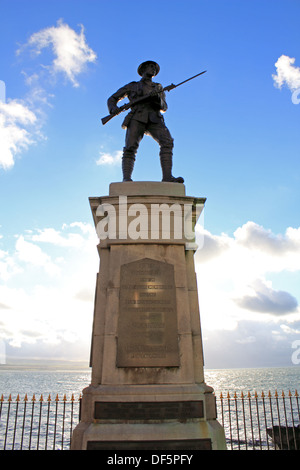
[0,366,299,450]
[0,366,299,400]
[205,366,300,397]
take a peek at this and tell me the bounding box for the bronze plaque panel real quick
[117,258,179,367]
[86,439,212,450]
[94,401,203,420]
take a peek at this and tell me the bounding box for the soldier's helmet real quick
[138,61,160,77]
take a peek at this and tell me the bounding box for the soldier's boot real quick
[160,153,184,184]
[122,156,135,182]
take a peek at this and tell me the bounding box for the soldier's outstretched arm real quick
[107,83,134,114]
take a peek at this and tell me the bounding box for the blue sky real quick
[1,0,300,369]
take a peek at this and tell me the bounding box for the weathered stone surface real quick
[109,181,186,197]
[70,182,226,450]
[117,258,180,367]
[86,439,212,450]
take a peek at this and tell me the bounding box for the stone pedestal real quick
[71,182,226,450]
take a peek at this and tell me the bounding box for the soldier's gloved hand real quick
[150,92,162,109]
[110,106,120,115]
[151,91,161,101]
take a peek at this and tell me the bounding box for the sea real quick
[0,365,299,451]
[0,365,299,400]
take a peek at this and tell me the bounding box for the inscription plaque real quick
[117,258,179,367]
[94,401,204,420]
[86,439,212,450]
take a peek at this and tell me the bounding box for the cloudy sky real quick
[1,0,300,369]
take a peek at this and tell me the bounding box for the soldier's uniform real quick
[107,61,183,183]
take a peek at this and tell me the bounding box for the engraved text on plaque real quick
[117,258,179,367]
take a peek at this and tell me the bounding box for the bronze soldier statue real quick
[107,61,184,183]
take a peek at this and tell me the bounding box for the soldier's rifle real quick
[101,70,207,125]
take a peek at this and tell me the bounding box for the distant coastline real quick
[1,360,298,372]
[0,359,90,371]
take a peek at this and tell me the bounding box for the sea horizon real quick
[0,363,299,400]
[0,359,299,372]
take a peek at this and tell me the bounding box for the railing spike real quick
[0,388,298,450]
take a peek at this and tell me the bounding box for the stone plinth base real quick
[71,383,226,450]
[71,182,226,450]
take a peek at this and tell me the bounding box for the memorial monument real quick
[71,61,226,450]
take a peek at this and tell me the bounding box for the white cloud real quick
[196,221,300,337]
[14,222,97,272]
[197,222,300,279]
[0,222,98,358]
[0,99,38,169]
[18,19,97,87]
[0,20,96,170]
[234,221,300,255]
[0,80,5,102]
[0,100,37,125]
[195,227,232,262]
[235,279,298,315]
[280,324,300,335]
[64,221,96,237]
[15,235,60,276]
[0,283,93,351]
[272,54,300,91]
[27,223,97,253]
[96,150,122,166]
[0,302,10,309]
[1,219,300,367]
[75,288,95,302]
[31,227,86,248]
[236,335,256,345]
[0,248,22,281]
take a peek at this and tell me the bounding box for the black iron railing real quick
[0,390,299,450]
[219,390,300,450]
[0,393,81,450]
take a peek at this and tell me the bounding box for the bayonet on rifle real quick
[101,70,207,125]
